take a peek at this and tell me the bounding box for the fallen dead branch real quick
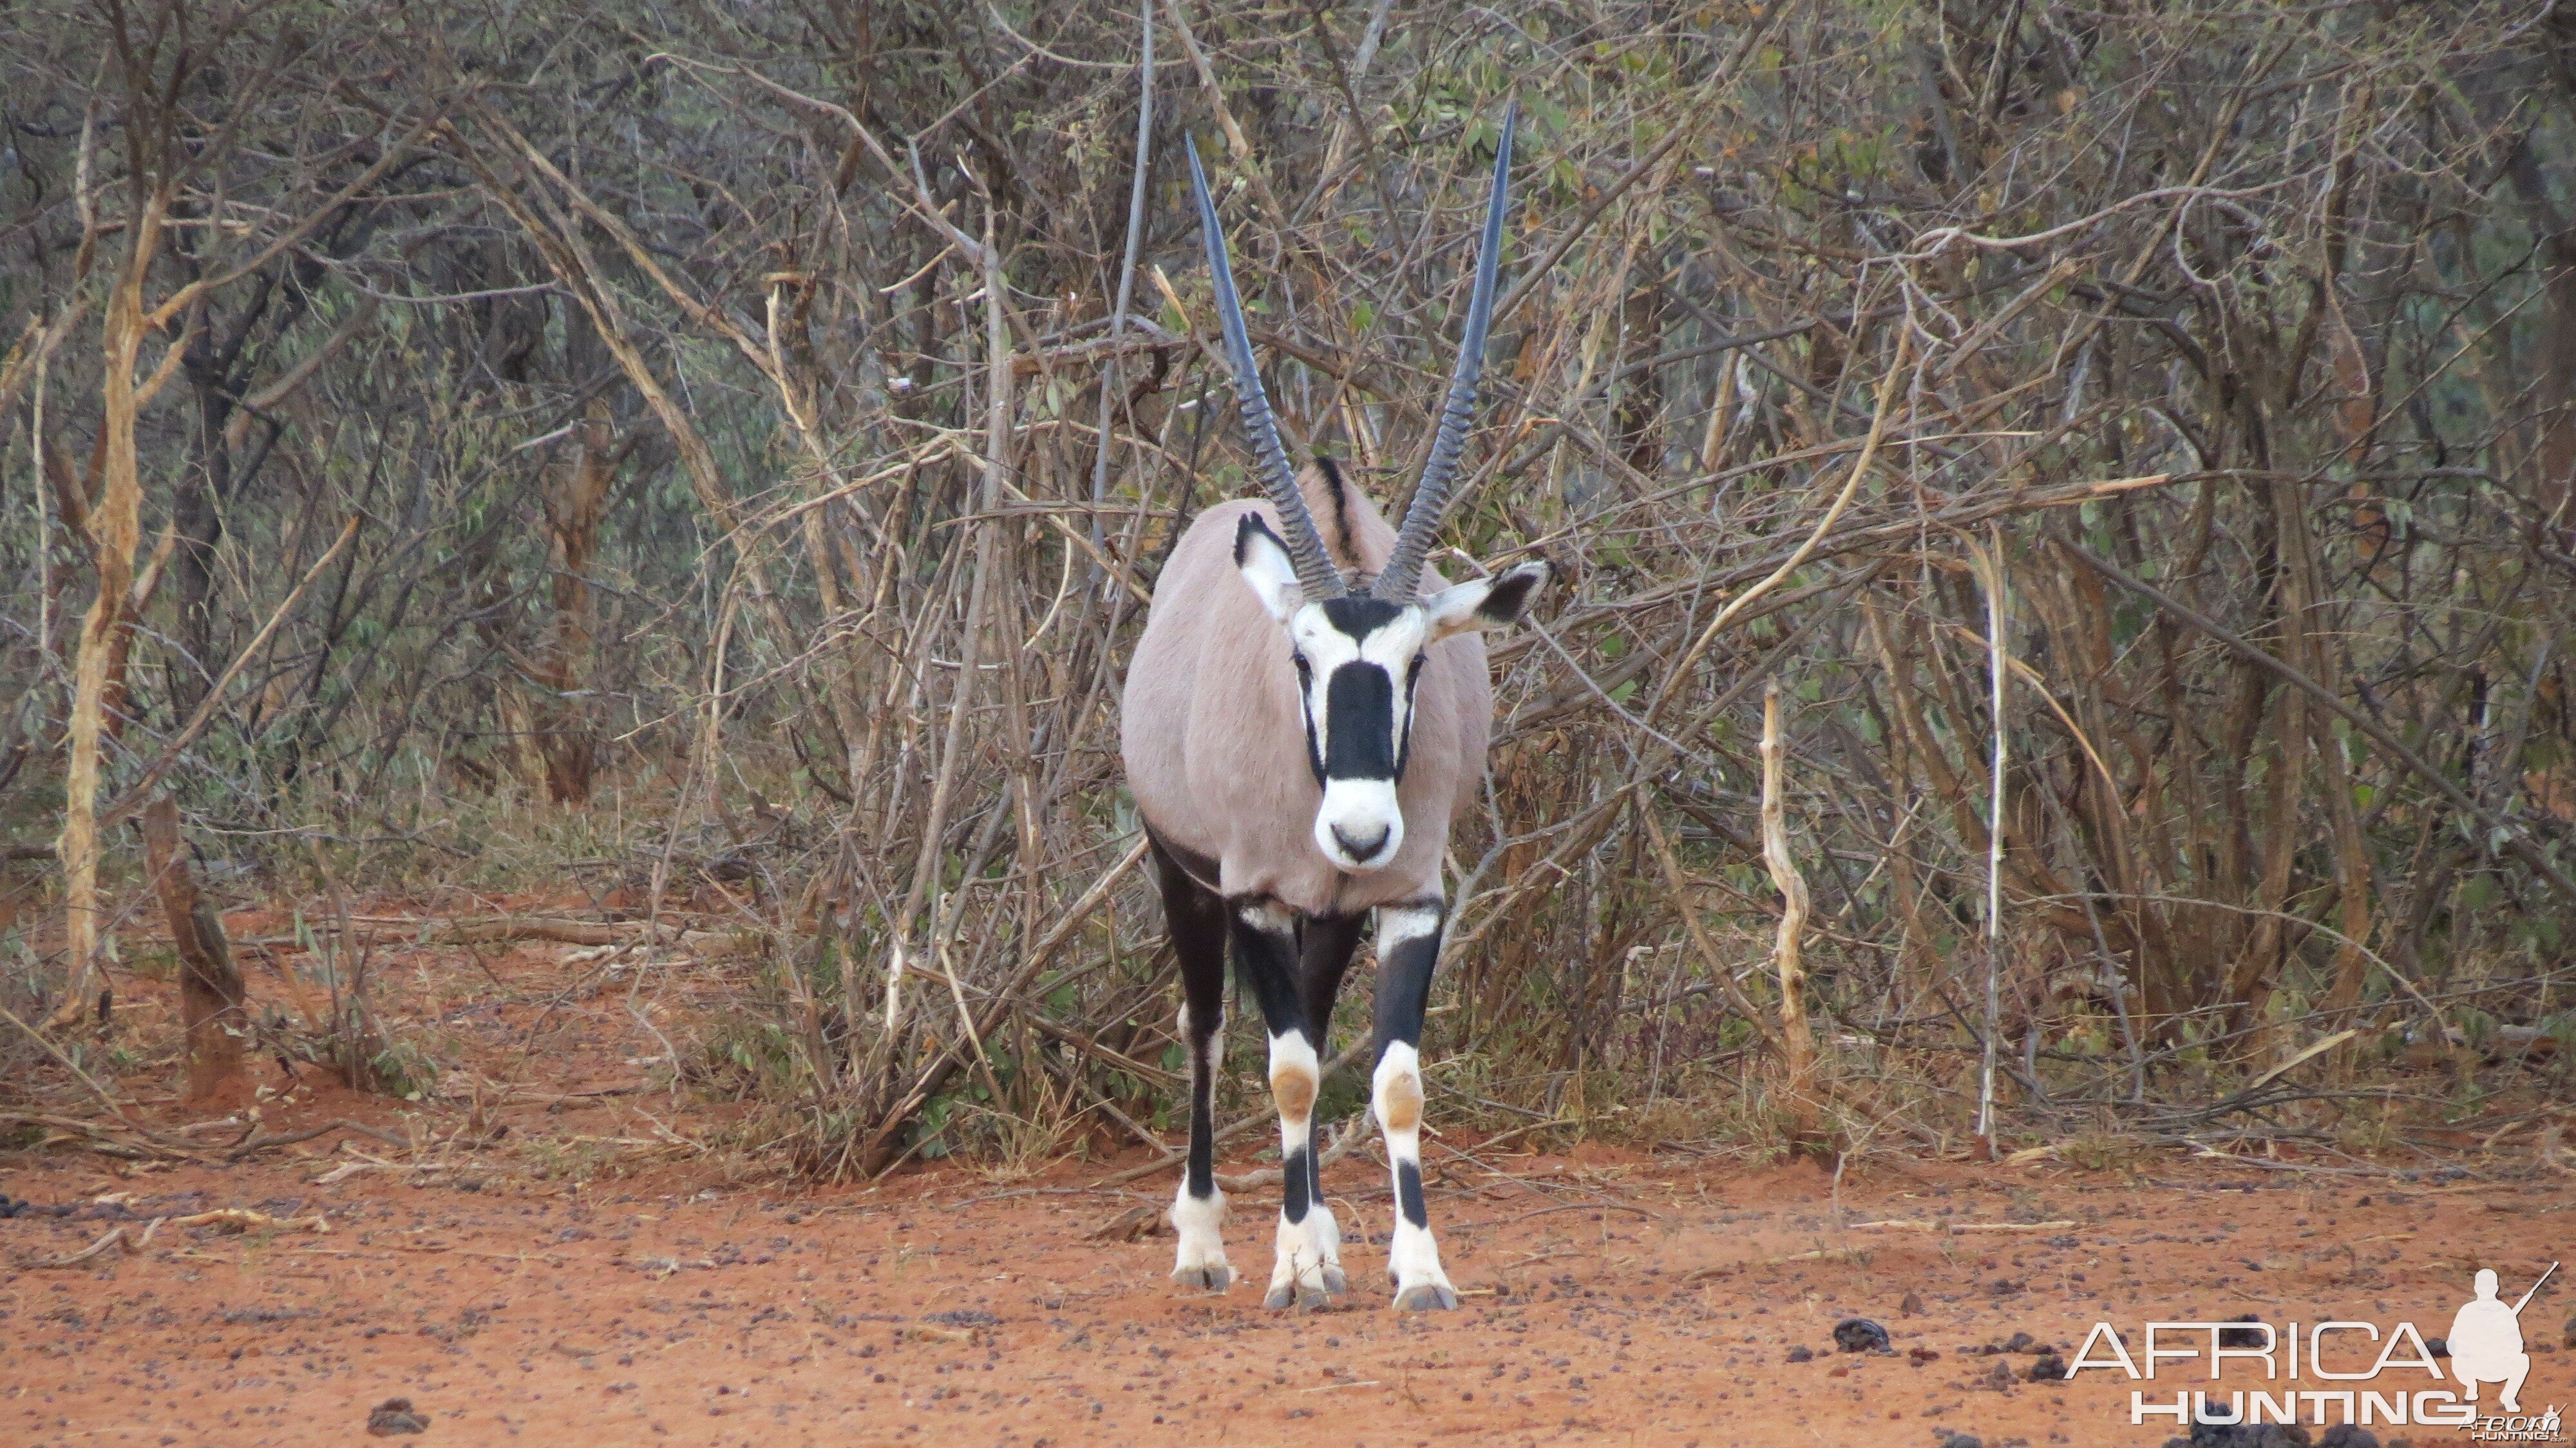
[170,1207,329,1234]
[0,1109,218,1163]
[310,1156,453,1186]
[1,1109,405,1165]
[17,1217,164,1269]
[1684,1245,1868,1279]
[1084,1203,1164,1242]
[1215,1115,1370,1192]
[243,914,760,955]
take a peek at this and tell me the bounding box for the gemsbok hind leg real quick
[1372,899,1457,1310]
[1231,900,1348,1309]
[1155,842,1233,1293]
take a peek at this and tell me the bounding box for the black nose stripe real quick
[1321,663,1396,780]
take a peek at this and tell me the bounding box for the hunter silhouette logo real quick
[2451,1263,2554,1415]
[2067,1259,2564,1437]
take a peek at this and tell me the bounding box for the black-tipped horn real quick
[1185,133,1344,602]
[1377,103,1516,602]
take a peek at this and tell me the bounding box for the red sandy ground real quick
[4,916,2570,1446]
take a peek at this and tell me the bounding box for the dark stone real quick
[2027,1351,2069,1382]
[1832,1317,1890,1353]
[1785,1344,1814,1363]
[366,1398,430,1436]
[2216,1313,2269,1348]
[2317,1427,2380,1448]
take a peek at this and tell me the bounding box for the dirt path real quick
[7,1134,2568,1447]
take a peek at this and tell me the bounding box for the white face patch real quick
[1313,778,1403,870]
[1287,602,1431,872]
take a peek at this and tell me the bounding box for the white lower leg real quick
[1305,1177,1345,1289]
[1372,1042,1454,1309]
[1168,1183,1230,1290]
[1166,997,1232,1291]
[1264,1032,1336,1307]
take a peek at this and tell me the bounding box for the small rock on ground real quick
[2215,1313,2269,1349]
[1833,1317,1890,1353]
[366,1398,430,1436]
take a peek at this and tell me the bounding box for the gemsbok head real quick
[1119,106,1546,1311]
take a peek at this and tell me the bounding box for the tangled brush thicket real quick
[5,0,2574,1174]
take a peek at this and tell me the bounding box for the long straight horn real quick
[1184,133,1344,601]
[1377,102,1516,602]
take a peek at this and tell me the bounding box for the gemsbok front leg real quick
[1155,842,1234,1293]
[1372,897,1457,1310]
[1232,900,1352,1310]
[1295,916,1363,1298]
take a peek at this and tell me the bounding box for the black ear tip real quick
[1477,560,1548,623]
[1233,511,1282,563]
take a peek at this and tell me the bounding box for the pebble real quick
[366,1398,430,1436]
[1832,1317,1890,1353]
[2215,1313,2268,1349]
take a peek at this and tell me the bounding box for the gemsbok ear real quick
[1234,513,1305,624]
[1423,560,1548,642]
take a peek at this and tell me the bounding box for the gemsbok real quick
[1121,108,1546,1311]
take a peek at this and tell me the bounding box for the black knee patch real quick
[1396,1160,1427,1228]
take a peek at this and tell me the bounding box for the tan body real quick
[1122,468,1490,915]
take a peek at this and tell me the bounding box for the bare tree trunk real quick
[531,401,619,803]
[141,797,245,1100]
[50,189,166,1032]
[1759,679,1817,1142]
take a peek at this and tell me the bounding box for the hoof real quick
[1320,1264,1349,1295]
[1171,1263,1233,1293]
[1264,1281,1331,1311]
[1393,1282,1459,1312]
